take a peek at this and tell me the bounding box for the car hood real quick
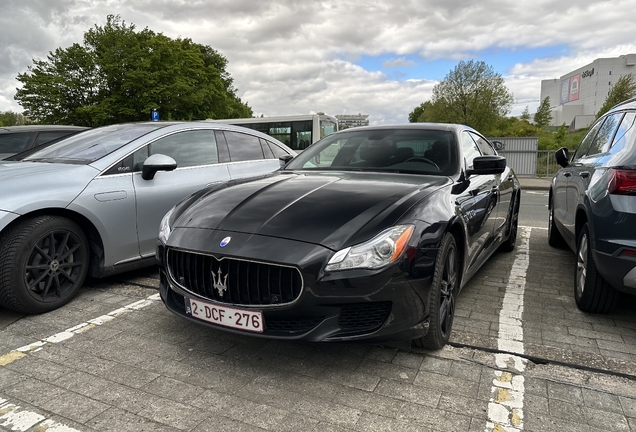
[175,171,450,250]
[0,161,98,213]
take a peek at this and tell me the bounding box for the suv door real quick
[564,113,623,242]
[132,129,230,257]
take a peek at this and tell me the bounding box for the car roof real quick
[330,122,473,136]
[608,96,636,113]
[0,125,90,133]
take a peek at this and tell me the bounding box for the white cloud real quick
[1,0,635,125]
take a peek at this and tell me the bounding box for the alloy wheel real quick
[24,230,86,303]
[576,232,588,298]
[439,245,458,338]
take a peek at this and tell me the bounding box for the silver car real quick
[0,122,295,314]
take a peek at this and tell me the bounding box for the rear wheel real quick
[413,233,460,350]
[0,215,89,314]
[574,223,619,313]
[548,197,566,248]
[500,193,520,252]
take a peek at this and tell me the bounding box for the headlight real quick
[158,207,175,244]
[325,225,414,271]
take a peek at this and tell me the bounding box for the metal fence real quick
[487,137,558,177]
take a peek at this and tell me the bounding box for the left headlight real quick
[325,225,414,271]
[158,207,176,244]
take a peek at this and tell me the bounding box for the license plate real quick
[184,297,263,333]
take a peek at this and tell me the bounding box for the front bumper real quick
[157,228,436,342]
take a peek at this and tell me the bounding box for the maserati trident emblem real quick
[220,236,231,247]
[212,268,228,297]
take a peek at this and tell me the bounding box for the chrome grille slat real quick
[167,248,303,307]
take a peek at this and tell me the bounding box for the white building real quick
[540,54,636,129]
[335,114,369,130]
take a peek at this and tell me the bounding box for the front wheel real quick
[574,223,618,313]
[0,215,89,314]
[500,193,520,252]
[413,233,460,350]
[548,197,566,248]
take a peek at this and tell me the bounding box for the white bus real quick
[207,113,338,152]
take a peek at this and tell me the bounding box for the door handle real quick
[563,172,572,177]
[579,171,590,178]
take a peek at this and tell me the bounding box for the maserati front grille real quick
[167,248,303,306]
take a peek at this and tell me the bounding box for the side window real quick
[35,131,74,145]
[572,119,604,160]
[224,131,264,161]
[585,113,623,157]
[260,138,275,159]
[150,130,218,168]
[607,112,636,157]
[460,132,482,169]
[131,130,218,172]
[0,132,34,153]
[268,141,290,158]
[469,132,496,155]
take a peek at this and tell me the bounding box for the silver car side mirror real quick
[142,154,177,180]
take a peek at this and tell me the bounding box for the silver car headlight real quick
[158,207,175,244]
[325,225,414,271]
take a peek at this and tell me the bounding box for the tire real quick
[574,223,619,313]
[413,233,460,350]
[500,193,520,252]
[0,215,89,314]
[548,197,566,248]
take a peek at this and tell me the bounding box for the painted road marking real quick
[0,398,80,431]
[0,293,161,367]
[486,227,531,431]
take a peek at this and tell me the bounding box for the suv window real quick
[573,119,604,160]
[460,132,482,169]
[224,131,264,161]
[585,113,623,157]
[133,130,219,171]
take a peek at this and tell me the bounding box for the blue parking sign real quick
[151,109,160,121]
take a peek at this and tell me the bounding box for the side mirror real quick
[555,147,569,168]
[279,154,293,168]
[466,155,507,177]
[142,154,177,180]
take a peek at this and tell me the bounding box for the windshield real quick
[284,128,458,176]
[23,124,162,164]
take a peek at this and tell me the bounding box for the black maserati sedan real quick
[157,124,521,349]
[549,97,636,313]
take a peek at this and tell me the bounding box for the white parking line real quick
[0,398,80,431]
[486,227,531,431]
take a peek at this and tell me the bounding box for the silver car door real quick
[70,158,140,267]
[132,129,230,257]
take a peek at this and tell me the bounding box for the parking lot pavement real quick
[2,229,636,431]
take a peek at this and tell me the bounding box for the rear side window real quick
[35,131,75,145]
[224,131,264,161]
[0,132,33,153]
[609,112,636,154]
[585,113,622,156]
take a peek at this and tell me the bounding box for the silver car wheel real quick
[576,232,588,298]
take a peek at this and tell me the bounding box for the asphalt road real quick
[2,189,636,431]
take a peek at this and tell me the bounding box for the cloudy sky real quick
[1,0,635,125]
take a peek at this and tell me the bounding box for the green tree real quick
[533,96,552,129]
[0,111,28,126]
[554,123,568,145]
[408,102,432,123]
[415,60,513,134]
[596,73,636,118]
[520,106,530,122]
[15,15,251,126]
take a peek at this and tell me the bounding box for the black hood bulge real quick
[176,171,449,249]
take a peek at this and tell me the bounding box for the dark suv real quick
[549,97,636,313]
[0,125,89,159]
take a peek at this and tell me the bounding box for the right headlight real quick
[158,207,176,244]
[325,225,414,271]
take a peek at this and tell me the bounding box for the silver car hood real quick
[0,161,99,213]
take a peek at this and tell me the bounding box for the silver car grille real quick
[166,248,303,306]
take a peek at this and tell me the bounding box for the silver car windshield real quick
[24,124,162,164]
[284,129,458,176]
